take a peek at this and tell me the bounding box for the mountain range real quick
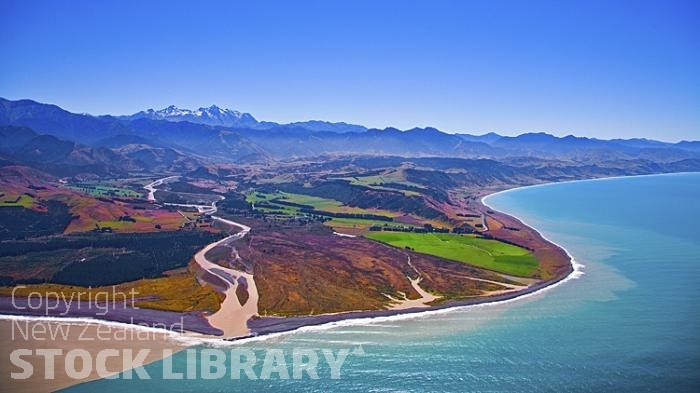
[1,97,699,177]
[0,125,201,177]
[120,105,259,128]
[119,104,366,133]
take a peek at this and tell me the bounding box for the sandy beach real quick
[0,182,580,391]
[0,318,183,393]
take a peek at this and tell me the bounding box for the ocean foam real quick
[1,182,590,348]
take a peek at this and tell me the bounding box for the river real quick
[65,172,700,391]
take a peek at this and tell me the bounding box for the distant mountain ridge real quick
[121,105,259,128]
[0,98,132,142]
[0,98,698,166]
[0,124,201,176]
[120,104,367,133]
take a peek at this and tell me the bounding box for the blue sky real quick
[1,0,698,141]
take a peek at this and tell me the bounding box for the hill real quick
[1,98,698,166]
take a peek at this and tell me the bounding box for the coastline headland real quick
[1,177,580,341]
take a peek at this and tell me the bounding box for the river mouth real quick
[145,177,260,339]
[70,172,697,392]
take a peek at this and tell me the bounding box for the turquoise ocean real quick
[65,172,700,392]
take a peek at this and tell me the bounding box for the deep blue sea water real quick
[65,173,700,392]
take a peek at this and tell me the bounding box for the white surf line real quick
[165,178,602,347]
[0,313,186,339]
[0,177,590,349]
[481,189,585,282]
[176,215,585,348]
[0,175,209,342]
[201,184,586,344]
[0,177,273,346]
[0,313,229,348]
[133,174,690,348]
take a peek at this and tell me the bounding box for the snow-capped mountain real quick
[125,105,259,128]
[121,104,367,132]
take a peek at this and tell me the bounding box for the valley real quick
[0,158,569,337]
[3,3,697,390]
[0,98,698,339]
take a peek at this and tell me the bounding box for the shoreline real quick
[175,171,694,344]
[0,318,184,393]
[172,176,580,337]
[0,174,586,390]
[245,225,578,337]
[483,170,699,199]
[0,180,580,344]
[5,171,655,342]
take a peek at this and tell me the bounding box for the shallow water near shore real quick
[65,172,700,392]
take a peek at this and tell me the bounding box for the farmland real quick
[332,170,426,196]
[246,190,404,233]
[0,194,35,208]
[366,232,539,277]
[0,154,572,321]
[248,191,397,216]
[325,217,417,233]
[62,183,143,198]
[60,193,187,233]
[233,224,515,315]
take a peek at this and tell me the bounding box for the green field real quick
[248,198,408,230]
[281,192,345,211]
[0,194,35,208]
[246,191,299,216]
[325,217,416,231]
[366,232,538,276]
[247,191,396,217]
[332,174,424,196]
[64,184,143,198]
[246,191,284,204]
[348,174,423,188]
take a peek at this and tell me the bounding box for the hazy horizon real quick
[3,95,698,143]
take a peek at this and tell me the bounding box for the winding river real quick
[144,176,259,338]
